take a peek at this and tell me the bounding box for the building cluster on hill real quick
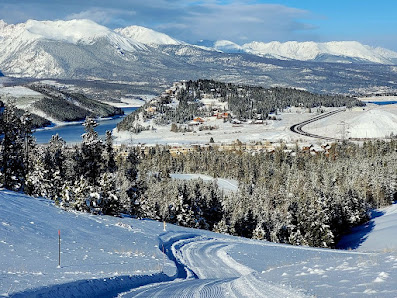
[117,79,363,132]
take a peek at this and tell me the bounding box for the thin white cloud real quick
[65,8,136,26]
[157,3,315,43]
[0,1,319,44]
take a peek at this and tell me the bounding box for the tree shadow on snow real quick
[336,210,385,250]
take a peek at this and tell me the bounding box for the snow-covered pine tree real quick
[19,112,36,180]
[99,172,119,215]
[104,130,116,173]
[124,149,145,216]
[47,134,66,200]
[70,176,91,212]
[81,117,103,185]
[0,103,25,190]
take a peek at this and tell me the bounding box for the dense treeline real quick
[138,142,396,247]
[1,102,396,248]
[118,79,364,131]
[33,97,90,121]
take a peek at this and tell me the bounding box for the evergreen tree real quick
[104,130,116,173]
[0,103,25,190]
[81,117,103,185]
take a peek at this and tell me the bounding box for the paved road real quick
[290,109,344,141]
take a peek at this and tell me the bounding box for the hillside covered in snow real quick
[304,104,397,139]
[1,190,397,297]
[115,25,184,46]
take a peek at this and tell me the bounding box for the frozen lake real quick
[33,107,137,144]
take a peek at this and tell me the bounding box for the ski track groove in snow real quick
[120,233,306,297]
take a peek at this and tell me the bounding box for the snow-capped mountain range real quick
[241,41,397,65]
[204,40,397,65]
[1,19,397,94]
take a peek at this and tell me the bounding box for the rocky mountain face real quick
[1,19,397,94]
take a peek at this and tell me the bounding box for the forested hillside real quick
[29,84,123,122]
[1,101,395,248]
[117,79,364,132]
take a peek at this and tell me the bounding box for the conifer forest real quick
[1,101,396,249]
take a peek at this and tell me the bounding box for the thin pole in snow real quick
[58,229,61,268]
[162,244,165,273]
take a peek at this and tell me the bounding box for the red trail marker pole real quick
[58,229,61,268]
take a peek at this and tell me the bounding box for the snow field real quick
[2,190,397,297]
[170,174,239,193]
[304,104,397,139]
[0,86,42,98]
[0,190,175,296]
[113,107,318,146]
[338,202,397,252]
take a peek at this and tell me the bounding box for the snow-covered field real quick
[0,86,43,109]
[1,190,397,297]
[338,202,397,252]
[170,174,239,193]
[114,107,319,145]
[304,104,397,139]
[102,95,155,108]
[114,103,397,146]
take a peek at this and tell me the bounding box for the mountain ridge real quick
[1,19,397,94]
[115,25,184,45]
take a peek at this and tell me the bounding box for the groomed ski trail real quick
[119,232,305,297]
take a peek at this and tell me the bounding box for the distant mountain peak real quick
[214,40,244,53]
[0,19,146,50]
[24,19,112,44]
[242,40,397,65]
[115,25,184,45]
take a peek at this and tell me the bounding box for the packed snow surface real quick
[1,190,397,297]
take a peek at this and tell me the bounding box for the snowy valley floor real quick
[1,190,397,297]
[113,103,397,146]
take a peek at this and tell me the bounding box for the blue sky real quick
[0,0,396,50]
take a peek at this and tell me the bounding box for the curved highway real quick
[290,109,344,141]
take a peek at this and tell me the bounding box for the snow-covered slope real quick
[0,19,145,50]
[242,41,397,65]
[0,19,146,78]
[304,105,397,139]
[347,108,397,138]
[338,202,397,251]
[214,40,244,53]
[115,25,184,45]
[2,190,397,297]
